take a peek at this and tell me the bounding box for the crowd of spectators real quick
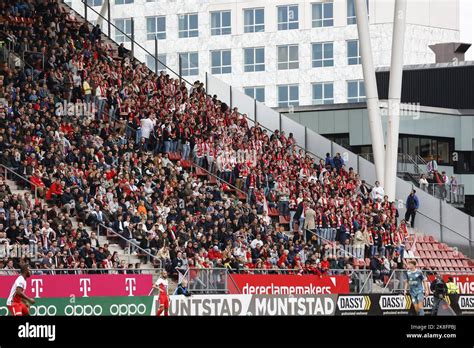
[0,0,412,284]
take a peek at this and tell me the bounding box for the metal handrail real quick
[398,199,473,243]
[70,0,193,87]
[359,270,373,294]
[96,221,163,269]
[0,164,38,201]
[0,31,41,79]
[190,159,247,196]
[21,50,45,72]
[303,227,358,259]
[414,154,428,166]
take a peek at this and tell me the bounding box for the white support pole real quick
[355,0,385,186]
[385,0,407,201]
[97,0,108,28]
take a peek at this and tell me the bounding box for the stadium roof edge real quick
[376,60,474,72]
[275,102,474,116]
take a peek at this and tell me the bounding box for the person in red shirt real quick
[45,178,63,204]
[153,270,170,316]
[7,264,35,316]
[320,255,330,273]
[277,250,289,269]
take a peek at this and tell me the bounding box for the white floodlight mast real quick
[385,0,407,201]
[354,0,385,186]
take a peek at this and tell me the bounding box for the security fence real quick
[182,267,372,294]
[183,267,228,294]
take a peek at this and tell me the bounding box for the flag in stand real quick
[410,237,417,254]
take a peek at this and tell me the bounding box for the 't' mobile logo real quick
[125,278,136,296]
[79,278,91,297]
[31,279,44,298]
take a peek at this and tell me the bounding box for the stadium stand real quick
[0,0,472,286]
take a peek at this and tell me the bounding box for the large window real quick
[347,80,365,102]
[312,82,334,105]
[211,50,232,74]
[244,8,265,33]
[277,45,299,70]
[277,5,299,30]
[211,11,231,36]
[146,16,166,40]
[115,0,133,4]
[312,42,334,68]
[347,40,361,65]
[114,18,132,43]
[312,1,333,27]
[454,151,474,173]
[179,13,198,38]
[399,135,453,165]
[278,85,299,107]
[146,54,167,72]
[244,47,265,72]
[347,0,369,25]
[87,0,102,6]
[244,87,265,103]
[179,52,199,76]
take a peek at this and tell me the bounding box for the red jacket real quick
[46,182,63,200]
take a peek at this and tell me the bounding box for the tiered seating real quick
[404,235,474,273]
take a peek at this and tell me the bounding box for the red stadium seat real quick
[268,208,279,217]
[180,160,192,169]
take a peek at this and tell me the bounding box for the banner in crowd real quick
[0,296,156,316]
[1,294,473,316]
[227,274,350,294]
[0,274,153,298]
